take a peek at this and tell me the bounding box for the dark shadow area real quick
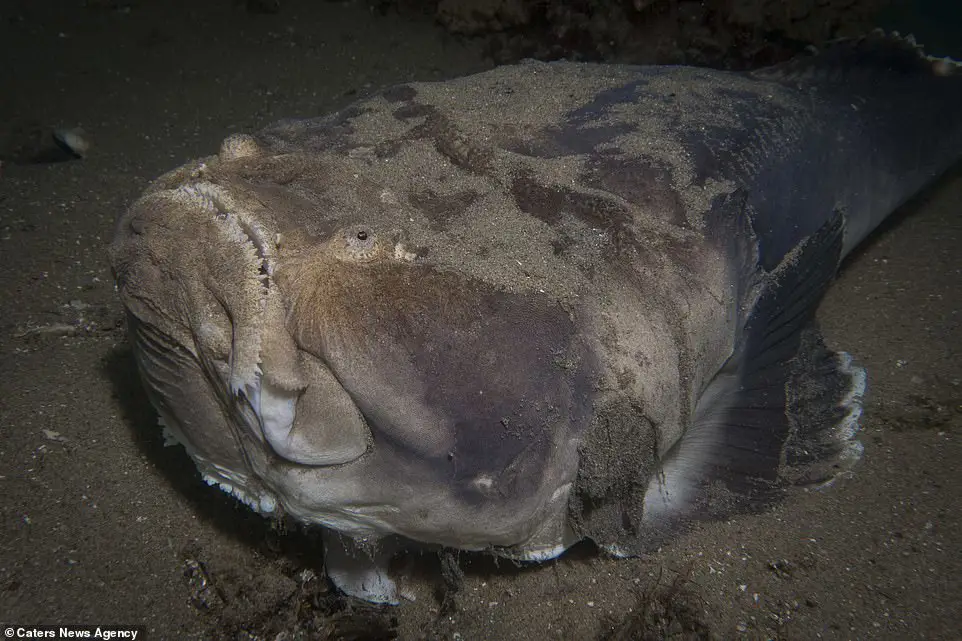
[101,345,271,548]
[876,0,962,58]
[101,345,400,639]
[375,0,881,68]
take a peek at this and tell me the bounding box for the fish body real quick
[110,33,962,603]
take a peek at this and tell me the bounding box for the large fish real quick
[110,33,961,603]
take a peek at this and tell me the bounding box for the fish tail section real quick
[754,31,962,256]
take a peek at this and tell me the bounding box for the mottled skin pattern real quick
[110,34,961,601]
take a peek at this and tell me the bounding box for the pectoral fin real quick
[643,210,864,537]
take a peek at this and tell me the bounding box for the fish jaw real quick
[110,160,605,556]
[110,174,377,503]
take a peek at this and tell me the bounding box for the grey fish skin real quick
[110,33,961,603]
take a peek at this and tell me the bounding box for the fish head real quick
[109,135,601,553]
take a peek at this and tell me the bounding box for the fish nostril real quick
[129,216,147,235]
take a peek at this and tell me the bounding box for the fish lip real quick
[175,180,277,278]
[165,182,377,469]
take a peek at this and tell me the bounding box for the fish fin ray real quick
[753,30,961,85]
[642,209,863,536]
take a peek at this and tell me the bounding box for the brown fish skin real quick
[110,33,962,602]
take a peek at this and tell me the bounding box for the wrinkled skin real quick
[110,34,962,602]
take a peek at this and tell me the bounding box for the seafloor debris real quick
[52,128,91,158]
[0,121,91,163]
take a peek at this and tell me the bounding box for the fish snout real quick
[111,179,372,480]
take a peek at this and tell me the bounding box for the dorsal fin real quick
[752,30,961,84]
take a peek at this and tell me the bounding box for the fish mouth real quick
[175,181,277,283]
[126,180,371,470]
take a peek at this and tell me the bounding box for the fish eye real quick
[336,226,381,262]
[348,227,374,247]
